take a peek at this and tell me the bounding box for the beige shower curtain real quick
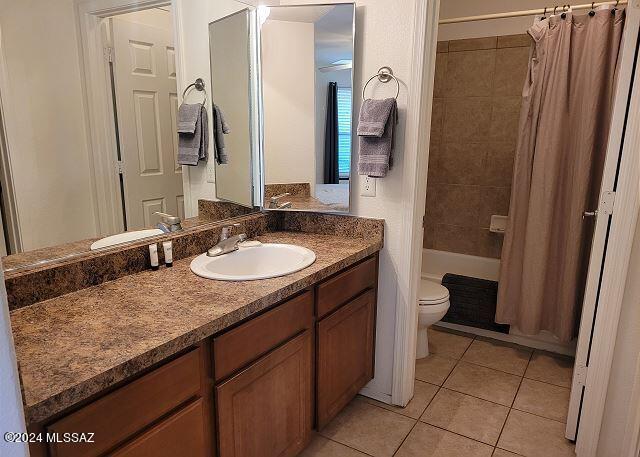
[496,8,625,342]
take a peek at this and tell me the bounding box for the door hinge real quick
[600,191,616,215]
[574,364,588,387]
[104,46,114,63]
[115,160,124,175]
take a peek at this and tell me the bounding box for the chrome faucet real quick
[155,212,182,233]
[207,223,247,257]
[268,192,292,209]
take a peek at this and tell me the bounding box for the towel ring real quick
[362,66,400,100]
[182,77,207,106]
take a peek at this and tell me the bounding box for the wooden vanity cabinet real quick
[316,256,378,429]
[43,345,214,457]
[212,291,315,457]
[30,254,379,457]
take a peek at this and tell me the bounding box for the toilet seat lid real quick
[419,279,449,304]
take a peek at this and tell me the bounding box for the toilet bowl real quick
[416,278,450,359]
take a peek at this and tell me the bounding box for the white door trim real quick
[391,0,440,406]
[575,9,640,454]
[75,0,185,236]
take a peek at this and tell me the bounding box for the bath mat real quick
[441,273,510,334]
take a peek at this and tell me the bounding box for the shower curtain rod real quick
[439,1,627,24]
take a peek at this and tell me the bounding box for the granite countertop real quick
[10,230,382,425]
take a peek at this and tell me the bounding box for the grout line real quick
[391,385,444,456]
[414,420,498,449]
[323,436,376,456]
[509,406,570,425]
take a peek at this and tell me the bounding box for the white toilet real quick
[416,278,450,359]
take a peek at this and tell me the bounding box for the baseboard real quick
[359,386,393,405]
[435,322,576,356]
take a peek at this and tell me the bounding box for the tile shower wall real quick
[424,34,530,259]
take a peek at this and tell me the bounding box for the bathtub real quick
[421,248,576,356]
[421,249,500,283]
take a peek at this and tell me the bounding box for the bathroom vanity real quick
[11,213,382,457]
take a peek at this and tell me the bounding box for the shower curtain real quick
[496,7,625,342]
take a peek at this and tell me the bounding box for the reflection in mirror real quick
[260,3,354,213]
[0,1,259,270]
[209,9,255,208]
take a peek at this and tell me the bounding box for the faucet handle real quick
[154,212,181,224]
[220,223,242,240]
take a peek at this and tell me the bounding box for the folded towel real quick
[213,104,231,164]
[177,103,201,134]
[357,98,398,177]
[178,104,208,166]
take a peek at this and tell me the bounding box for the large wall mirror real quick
[209,9,257,208]
[0,0,258,270]
[259,3,355,213]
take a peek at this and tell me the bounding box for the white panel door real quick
[111,17,183,230]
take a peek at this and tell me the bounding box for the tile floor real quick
[302,327,576,457]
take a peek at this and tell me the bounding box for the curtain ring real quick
[612,0,619,14]
[589,2,596,16]
[541,6,548,19]
[553,5,559,15]
[561,4,568,19]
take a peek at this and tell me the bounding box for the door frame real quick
[391,0,439,406]
[76,0,189,237]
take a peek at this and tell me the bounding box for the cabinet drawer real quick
[317,290,376,429]
[109,399,206,457]
[213,291,313,382]
[316,256,376,319]
[216,330,313,457]
[47,348,202,457]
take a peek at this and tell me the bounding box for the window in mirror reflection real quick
[260,4,354,213]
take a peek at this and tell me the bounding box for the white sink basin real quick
[90,228,164,250]
[190,243,316,281]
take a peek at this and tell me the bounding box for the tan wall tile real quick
[497,34,531,48]
[446,49,496,97]
[432,184,480,227]
[439,143,485,185]
[494,47,530,96]
[443,98,492,142]
[482,142,516,187]
[477,186,511,228]
[437,40,449,53]
[448,36,497,52]
[434,224,478,255]
[434,52,449,98]
[429,98,445,144]
[476,228,503,258]
[489,97,522,143]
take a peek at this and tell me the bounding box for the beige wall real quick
[0,0,98,251]
[424,35,529,259]
[262,20,316,192]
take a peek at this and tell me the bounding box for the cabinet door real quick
[109,399,206,457]
[215,330,313,457]
[317,290,375,429]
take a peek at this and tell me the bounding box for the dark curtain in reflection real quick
[323,82,339,184]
